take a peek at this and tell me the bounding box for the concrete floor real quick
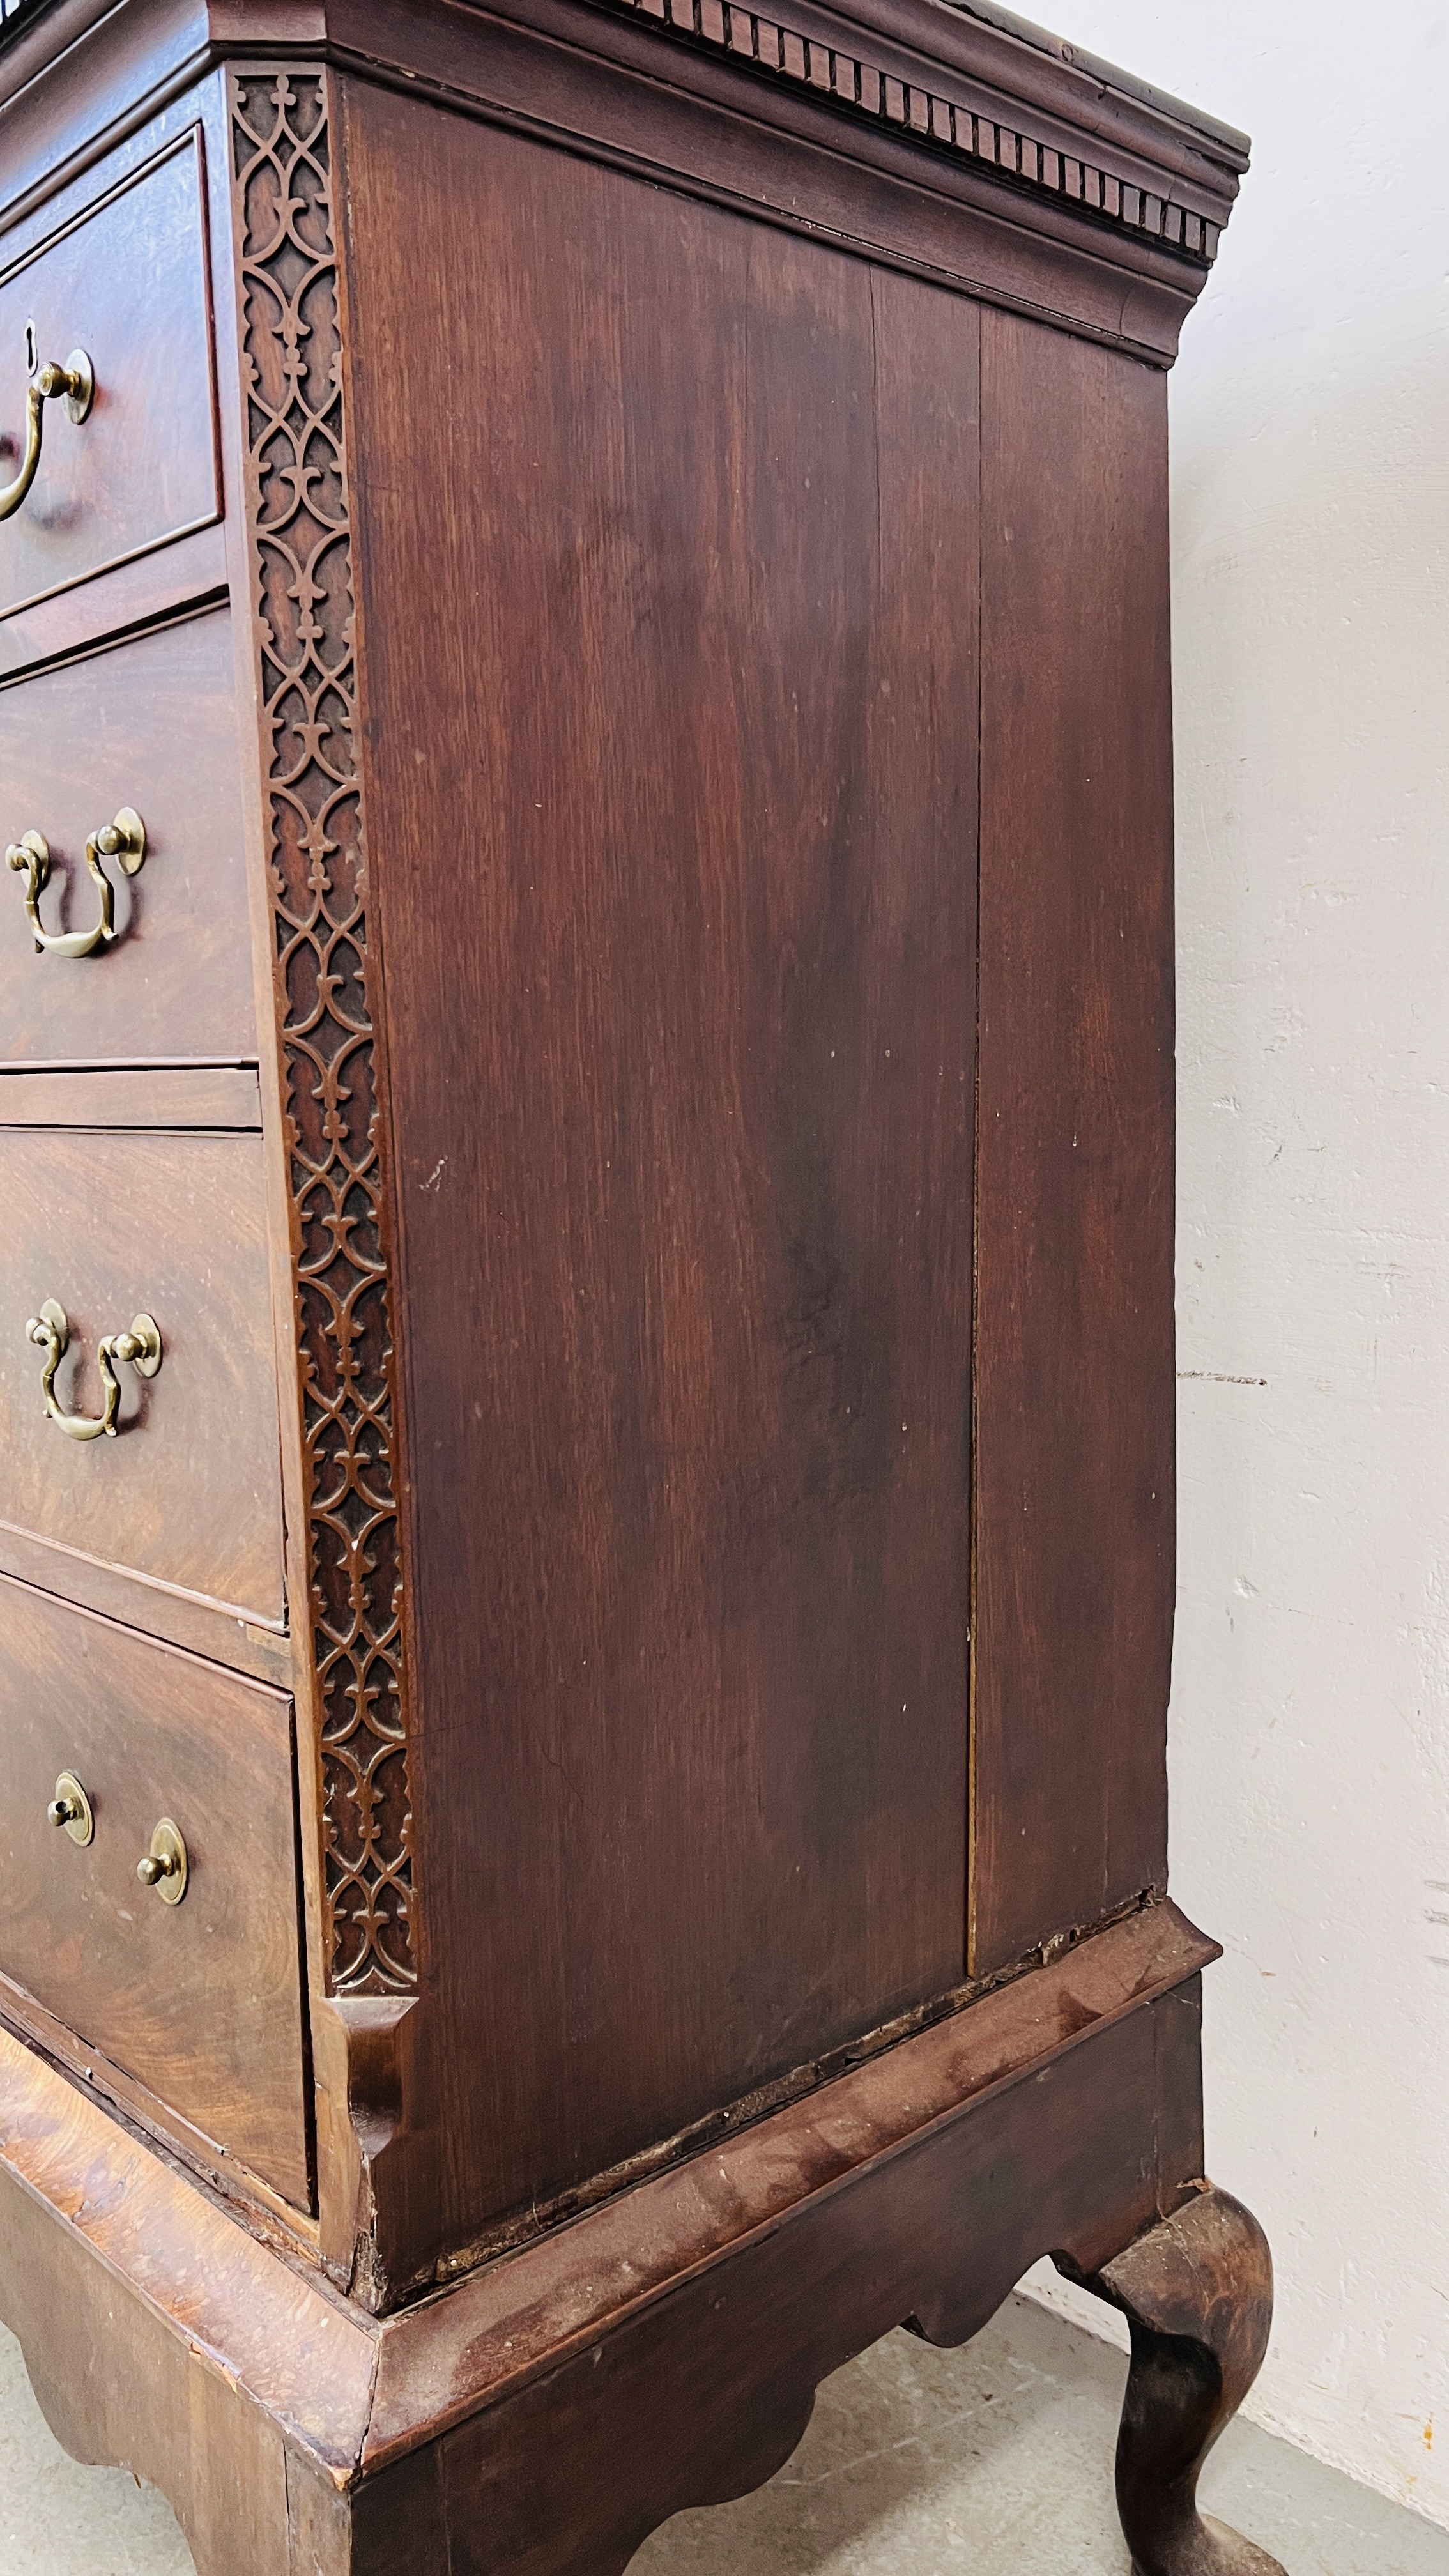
[2,2294,1446,2575]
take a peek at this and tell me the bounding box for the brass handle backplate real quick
[7,807,145,958]
[26,1296,162,1441]
[137,1818,187,1904]
[0,330,93,523]
[47,1770,94,1846]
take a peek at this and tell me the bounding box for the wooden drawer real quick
[0,1129,285,1625]
[0,133,218,627]
[0,1575,310,2207]
[0,608,256,1064]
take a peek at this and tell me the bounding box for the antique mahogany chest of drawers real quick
[0,3,1278,2572]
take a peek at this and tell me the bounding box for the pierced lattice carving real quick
[231,68,416,1995]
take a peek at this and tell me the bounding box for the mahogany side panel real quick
[339,79,979,2250]
[318,0,1230,364]
[971,307,1175,1974]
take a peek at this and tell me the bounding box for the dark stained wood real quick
[317,0,1206,364]
[0,1126,286,1620]
[1079,2189,1287,2576]
[0,1749,1270,2576]
[421,1993,1199,2576]
[970,306,1176,1975]
[0,1512,291,1681]
[0,518,226,682]
[0,608,256,1063]
[229,61,420,2020]
[0,0,1248,264]
[0,1064,259,1124]
[0,7,1266,2573]
[0,1919,1208,2576]
[0,2022,370,2576]
[363,1901,1216,2460]
[0,1573,311,2204]
[0,1,1243,378]
[342,82,979,2243]
[0,126,219,627]
[0,1959,318,2242]
[324,0,1238,363]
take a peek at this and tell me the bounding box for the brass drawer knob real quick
[0,328,93,524]
[7,806,146,958]
[26,1296,162,1441]
[136,1818,187,1905]
[46,1771,94,1846]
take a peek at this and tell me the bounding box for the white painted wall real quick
[1012,0,1449,2528]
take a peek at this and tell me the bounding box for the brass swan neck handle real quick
[7,808,146,957]
[25,1297,162,1441]
[0,331,93,522]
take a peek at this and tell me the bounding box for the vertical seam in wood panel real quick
[965,305,984,1980]
[286,1699,320,2214]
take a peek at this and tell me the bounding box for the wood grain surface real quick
[0,2018,371,2576]
[0,1958,318,2242]
[0,1064,261,1126]
[266,0,1239,369]
[0,1906,1211,2576]
[0,1127,286,1620]
[364,1900,1216,2465]
[0,608,256,1064]
[391,1988,1205,2576]
[0,1512,291,1682]
[0,128,218,625]
[0,518,227,684]
[342,84,980,2244]
[970,309,1176,1974]
[0,1574,310,2203]
[1085,2187,1286,2576]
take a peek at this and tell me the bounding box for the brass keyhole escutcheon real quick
[137,1818,187,1905]
[47,1770,94,1846]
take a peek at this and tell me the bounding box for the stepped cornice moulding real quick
[0,0,1248,298]
[594,0,1244,264]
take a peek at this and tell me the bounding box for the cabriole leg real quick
[1071,2186,1287,2576]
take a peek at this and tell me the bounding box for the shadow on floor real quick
[3,2290,1448,2573]
[632,2296,1449,2576]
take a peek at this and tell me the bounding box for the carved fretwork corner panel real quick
[230,65,417,1998]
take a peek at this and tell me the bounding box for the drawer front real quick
[0,1575,309,2207]
[0,1129,286,1623]
[0,134,218,625]
[0,609,257,1063]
